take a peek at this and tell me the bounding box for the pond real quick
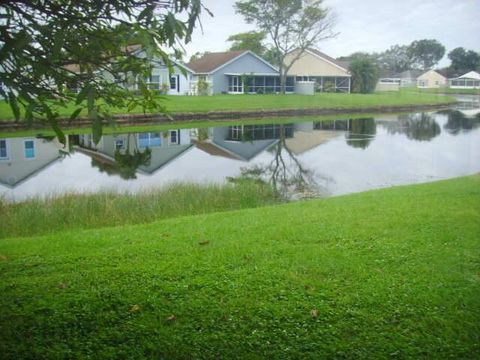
[1,96,479,202]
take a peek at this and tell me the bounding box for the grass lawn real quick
[0,176,479,358]
[0,91,455,121]
[403,86,480,96]
[0,182,278,239]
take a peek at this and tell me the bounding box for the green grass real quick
[0,182,278,239]
[1,176,479,359]
[0,91,455,121]
[403,86,480,95]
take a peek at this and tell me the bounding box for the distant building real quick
[449,71,480,90]
[417,70,447,89]
[378,70,423,88]
[285,48,351,93]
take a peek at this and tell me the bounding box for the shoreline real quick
[0,101,456,131]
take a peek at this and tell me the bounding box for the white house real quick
[449,71,480,90]
[417,70,447,89]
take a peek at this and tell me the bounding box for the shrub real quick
[349,58,379,93]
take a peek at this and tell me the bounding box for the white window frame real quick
[114,138,125,150]
[169,130,180,145]
[137,132,162,149]
[170,76,177,91]
[0,139,9,161]
[23,139,36,160]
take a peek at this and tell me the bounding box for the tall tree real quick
[448,47,480,74]
[408,39,445,70]
[0,0,207,142]
[227,31,267,56]
[349,58,379,94]
[235,0,336,93]
[377,45,413,73]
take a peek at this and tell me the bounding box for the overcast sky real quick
[182,0,480,66]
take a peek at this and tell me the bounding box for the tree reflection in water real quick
[91,133,152,180]
[229,124,325,199]
[386,113,441,141]
[345,118,376,149]
[442,110,480,135]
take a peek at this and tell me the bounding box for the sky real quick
[182,0,480,66]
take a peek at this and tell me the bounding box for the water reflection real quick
[385,113,441,141]
[1,100,479,201]
[229,124,320,198]
[345,118,377,149]
[442,110,480,135]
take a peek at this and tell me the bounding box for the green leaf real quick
[69,108,83,121]
[50,119,66,145]
[138,4,155,21]
[75,85,90,105]
[92,115,103,145]
[8,93,21,122]
[87,87,95,118]
[25,103,35,126]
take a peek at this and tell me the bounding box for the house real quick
[0,136,67,188]
[449,71,480,90]
[186,50,295,94]
[65,45,196,96]
[378,70,422,88]
[195,124,294,161]
[417,70,447,88]
[77,129,193,176]
[284,48,351,93]
[128,47,195,95]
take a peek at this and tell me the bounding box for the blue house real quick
[187,50,294,94]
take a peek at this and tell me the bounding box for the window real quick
[24,140,35,159]
[114,139,125,150]
[138,132,161,149]
[0,139,8,160]
[228,76,243,93]
[169,130,179,145]
[145,75,160,90]
[170,76,177,90]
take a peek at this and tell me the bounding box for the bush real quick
[196,79,210,96]
[349,58,379,93]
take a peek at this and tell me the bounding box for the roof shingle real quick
[186,51,247,73]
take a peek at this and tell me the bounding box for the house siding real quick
[210,53,278,94]
[417,70,447,88]
[285,50,349,77]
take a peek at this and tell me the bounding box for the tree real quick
[448,47,480,74]
[376,45,413,73]
[227,31,267,56]
[235,0,336,93]
[345,118,376,149]
[408,39,445,70]
[0,1,207,142]
[189,51,211,63]
[349,58,379,94]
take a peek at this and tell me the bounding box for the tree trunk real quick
[279,59,286,94]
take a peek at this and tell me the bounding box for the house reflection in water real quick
[194,122,350,161]
[0,136,68,188]
[77,129,193,178]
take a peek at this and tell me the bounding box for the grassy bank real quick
[0,91,454,121]
[1,176,479,358]
[404,86,480,95]
[0,182,278,239]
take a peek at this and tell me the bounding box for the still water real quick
[1,97,479,202]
